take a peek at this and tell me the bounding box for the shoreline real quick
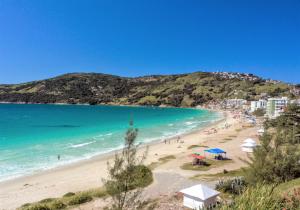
[0,103,222,184]
[0,110,231,209]
[0,101,208,111]
[0,109,225,185]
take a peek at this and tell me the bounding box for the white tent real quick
[241,142,256,147]
[241,146,255,153]
[243,138,256,144]
[180,184,220,209]
[241,139,257,153]
[257,128,265,135]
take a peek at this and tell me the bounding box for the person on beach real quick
[164,139,167,144]
[57,154,60,161]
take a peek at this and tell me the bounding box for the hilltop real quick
[0,72,297,107]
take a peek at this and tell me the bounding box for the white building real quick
[180,184,220,209]
[224,99,247,109]
[266,97,289,118]
[250,100,267,112]
[291,99,300,106]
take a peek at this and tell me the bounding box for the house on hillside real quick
[224,99,247,109]
[267,97,289,118]
[250,99,267,112]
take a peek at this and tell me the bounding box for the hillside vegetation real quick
[0,72,296,107]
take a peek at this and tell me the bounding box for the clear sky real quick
[0,0,299,84]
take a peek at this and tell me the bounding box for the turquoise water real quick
[0,104,220,182]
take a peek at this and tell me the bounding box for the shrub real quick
[21,203,31,208]
[216,177,247,195]
[63,192,75,197]
[47,200,66,210]
[67,193,93,205]
[86,188,107,198]
[39,198,55,203]
[130,165,153,189]
[220,185,281,210]
[22,204,50,210]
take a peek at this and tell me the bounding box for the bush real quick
[67,193,93,205]
[63,192,75,197]
[39,198,55,203]
[86,188,107,198]
[22,204,50,210]
[47,200,66,210]
[220,185,281,210]
[21,203,31,208]
[130,165,153,189]
[216,177,247,195]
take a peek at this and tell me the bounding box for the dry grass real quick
[149,155,176,169]
[192,168,247,181]
[187,144,209,149]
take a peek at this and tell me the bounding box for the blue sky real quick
[0,0,299,84]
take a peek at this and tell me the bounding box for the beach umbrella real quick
[204,148,226,154]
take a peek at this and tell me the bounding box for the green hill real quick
[0,72,296,107]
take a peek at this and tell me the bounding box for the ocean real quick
[0,104,220,182]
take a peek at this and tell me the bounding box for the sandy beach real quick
[0,110,258,210]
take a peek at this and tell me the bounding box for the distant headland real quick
[0,71,298,107]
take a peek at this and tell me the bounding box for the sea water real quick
[0,104,221,182]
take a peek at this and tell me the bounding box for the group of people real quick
[163,136,184,144]
[204,128,218,135]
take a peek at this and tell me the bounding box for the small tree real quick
[103,121,151,210]
[246,104,300,185]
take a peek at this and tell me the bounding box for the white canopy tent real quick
[241,138,257,153]
[257,128,265,135]
[241,142,256,147]
[180,184,220,209]
[243,138,256,144]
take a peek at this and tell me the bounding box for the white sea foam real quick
[0,107,222,183]
[69,141,96,148]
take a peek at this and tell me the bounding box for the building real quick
[266,97,289,118]
[250,100,267,112]
[291,99,300,106]
[180,184,220,209]
[224,99,247,109]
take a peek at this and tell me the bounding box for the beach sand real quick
[0,110,258,210]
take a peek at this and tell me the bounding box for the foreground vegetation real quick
[103,121,153,210]
[217,104,300,209]
[20,122,153,210]
[19,188,107,210]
